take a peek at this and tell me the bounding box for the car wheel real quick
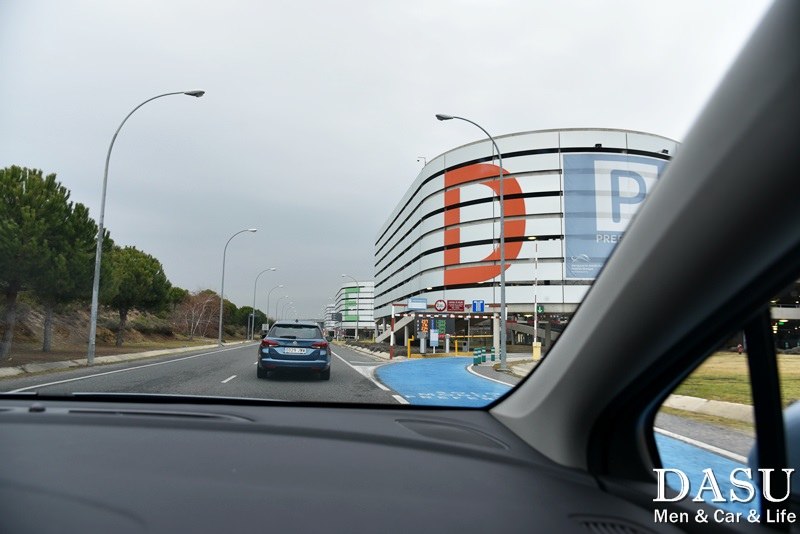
[320,369,330,380]
[257,366,268,379]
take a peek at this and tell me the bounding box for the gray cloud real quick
[0,0,770,317]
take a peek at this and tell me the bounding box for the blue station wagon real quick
[258,321,331,380]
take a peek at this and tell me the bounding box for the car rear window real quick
[269,325,322,340]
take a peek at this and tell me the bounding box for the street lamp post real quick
[250,267,277,339]
[87,90,205,365]
[534,238,538,344]
[341,274,360,341]
[265,284,284,334]
[330,294,341,341]
[275,295,289,323]
[280,301,293,320]
[435,114,508,370]
[528,236,539,352]
[218,228,258,345]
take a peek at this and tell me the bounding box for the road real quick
[376,357,511,406]
[1,343,754,464]
[2,341,758,512]
[1,343,400,404]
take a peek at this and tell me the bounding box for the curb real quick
[484,361,754,424]
[336,343,394,361]
[663,394,753,424]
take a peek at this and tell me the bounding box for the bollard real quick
[473,348,480,366]
[490,347,495,362]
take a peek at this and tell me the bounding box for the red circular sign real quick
[434,300,446,312]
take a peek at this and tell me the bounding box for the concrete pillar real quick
[493,314,500,359]
[545,321,552,351]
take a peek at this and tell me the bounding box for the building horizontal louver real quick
[374,128,677,322]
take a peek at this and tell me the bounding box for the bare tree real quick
[173,290,220,340]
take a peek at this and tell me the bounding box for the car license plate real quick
[285,348,306,354]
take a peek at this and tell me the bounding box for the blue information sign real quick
[472,300,485,313]
[563,154,667,279]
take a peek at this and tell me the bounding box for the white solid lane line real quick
[654,427,747,463]
[221,375,237,384]
[331,350,393,394]
[465,364,516,386]
[10,345,248,393]
[393,394,409,405]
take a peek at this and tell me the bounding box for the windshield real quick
[0,1,770,407]
[268,324,323,340]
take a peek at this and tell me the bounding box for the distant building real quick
[335,280,375,340]
[323,304,337,337]
[374,128,677,346]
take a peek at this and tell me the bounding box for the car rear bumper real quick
[258,357,330,371]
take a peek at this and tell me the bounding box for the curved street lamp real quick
[265,284,284,334]
[275,295,289,323]
[250,267,277,339]
[435,113,508,369]
[218,228,258,345]
[280,301,294,320]
[87,90,205,364]
[341,274,360,340]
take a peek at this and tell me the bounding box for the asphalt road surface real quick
[0,343,756,463]
[1,343,401,405]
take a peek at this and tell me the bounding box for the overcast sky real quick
[0,0,772,319]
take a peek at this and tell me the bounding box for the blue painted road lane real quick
[656,433,757,516]
[378,358,760,516]
[376,357,511,407]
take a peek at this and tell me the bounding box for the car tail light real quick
[261,339,279,348]
[311,341,328,349]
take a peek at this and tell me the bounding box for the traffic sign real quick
[408,297,427,310]
[434,300,446,312]
[446,299,465,312]
[536,305,544,314]
[472,300,485,313]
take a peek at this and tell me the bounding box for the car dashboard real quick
[0,397,682,534]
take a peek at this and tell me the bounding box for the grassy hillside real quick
[0,295,244,367]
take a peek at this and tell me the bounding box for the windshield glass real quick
[0,1,770,407]
[268,324,323,340]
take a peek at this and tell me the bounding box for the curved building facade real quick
[374,128,678,328]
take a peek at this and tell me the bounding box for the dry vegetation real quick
[0,300,240,368]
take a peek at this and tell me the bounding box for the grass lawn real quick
[673,351,800,407]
